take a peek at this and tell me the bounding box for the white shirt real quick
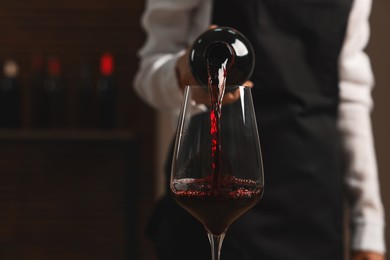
[133,0,385,253]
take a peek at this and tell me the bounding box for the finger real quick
[243,80,254,88]
[223,89,241,105]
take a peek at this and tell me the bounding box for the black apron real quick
[147,0,352,259]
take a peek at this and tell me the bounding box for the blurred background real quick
[0,0,388,260]
[0,0,156,259]
[368,0,390,258]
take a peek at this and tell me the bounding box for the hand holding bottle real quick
[175,47,198,91]
[175,26,255,106]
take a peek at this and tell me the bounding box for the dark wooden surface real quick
[0,1,155,259]
[0,131,137,259]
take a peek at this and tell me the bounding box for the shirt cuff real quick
[351,220,386,253]
[134,52,184,112]
[156,54,184,111]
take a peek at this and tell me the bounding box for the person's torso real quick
[211,0,352,259]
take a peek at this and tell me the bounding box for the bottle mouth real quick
[204,42,234,69]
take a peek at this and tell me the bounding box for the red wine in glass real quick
[171,176,263,235]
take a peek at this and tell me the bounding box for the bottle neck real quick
[205,42,234,70]
[100,53,114,77]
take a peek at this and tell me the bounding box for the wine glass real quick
[170,85,264,260]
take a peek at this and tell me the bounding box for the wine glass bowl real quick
[170,85,264,259]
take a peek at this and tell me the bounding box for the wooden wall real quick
[0,0,155,259]
[0,133,137,259]
[0,0,151,130]
[367,0,390,256]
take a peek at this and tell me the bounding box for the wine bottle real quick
[96,52,116,129]
[78,58,94,128]
[41,56,66,128]
[189,26,255,85]
[0,59,21,128]
[30,54,46,128]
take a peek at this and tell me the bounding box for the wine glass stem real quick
[207,232,226,260]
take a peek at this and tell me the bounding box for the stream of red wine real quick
[207,58,228,190]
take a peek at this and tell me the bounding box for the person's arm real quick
[338,0,386,258]
[133,0,212,111]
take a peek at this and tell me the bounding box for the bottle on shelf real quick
[189,26,255,85]
[41,56,66,128]
[30,54,47,128]
[0,59,21,128]
[96,52,116,129]
[77,58,94,129]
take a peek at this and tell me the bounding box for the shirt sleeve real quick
[133,0,211,112]
[338,0,386,253]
